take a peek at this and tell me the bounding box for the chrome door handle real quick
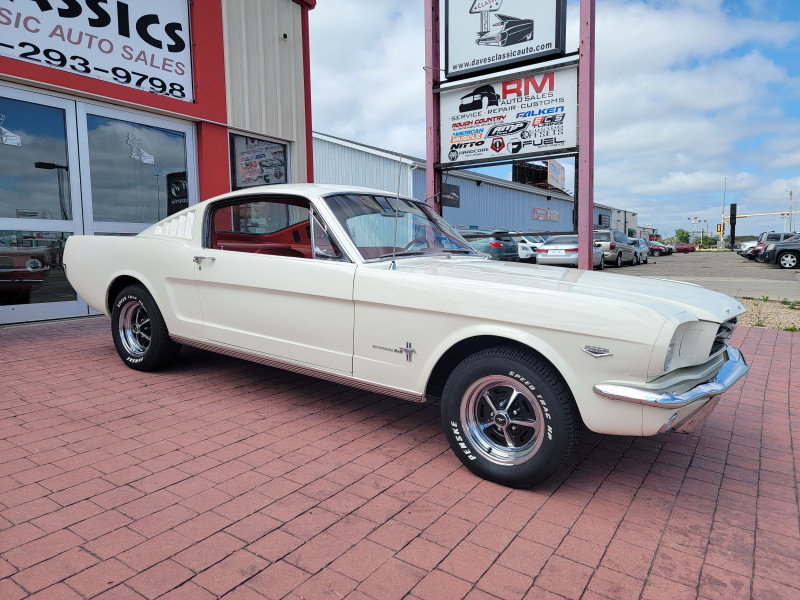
[193,256,216,270]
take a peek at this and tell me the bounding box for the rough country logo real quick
[470,0,533,49]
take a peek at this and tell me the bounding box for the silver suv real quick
[593,229,636,267]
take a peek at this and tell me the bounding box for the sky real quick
[308,0,800,238]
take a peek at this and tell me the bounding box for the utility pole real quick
[720,177,726,246]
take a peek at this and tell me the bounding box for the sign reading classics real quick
[0,0,193,101]
[440,64,577,167]
[445,0,566,80]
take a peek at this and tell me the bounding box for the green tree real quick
[674,228,690,243]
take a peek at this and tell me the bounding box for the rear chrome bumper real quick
[593,347,748,433]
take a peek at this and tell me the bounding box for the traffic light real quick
[716,224,722,233]
[730,203,737,226]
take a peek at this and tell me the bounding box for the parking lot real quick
[1,315,798,600]
[612,250,800,301]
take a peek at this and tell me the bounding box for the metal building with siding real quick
[313,132,613,233]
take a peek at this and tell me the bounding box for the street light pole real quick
[34,162,70,221]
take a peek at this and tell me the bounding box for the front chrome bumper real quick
[593,347,748,433]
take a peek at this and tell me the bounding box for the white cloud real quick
[309,0,800,235]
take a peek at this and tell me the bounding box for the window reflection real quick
[0,231,76,305]
[0,96,72,221]
[87,115,187,223]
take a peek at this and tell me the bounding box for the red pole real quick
[577,0,596,270]
[424,0,442,214]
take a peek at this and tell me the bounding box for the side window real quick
[767,234,781,242]
[210,197,312,258]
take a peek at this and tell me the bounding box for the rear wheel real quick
[111,285,181,371]
[652,249,661,257]
[614,253,623,268]
[441,347,579,488]
[778,252,799,269]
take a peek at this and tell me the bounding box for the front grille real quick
[711,318,737,356]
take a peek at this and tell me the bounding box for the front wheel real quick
[111,285,181,371]
[652,249,661,257]
[631,253,639,266]
[778,252,799,269]
[441,347,579,488]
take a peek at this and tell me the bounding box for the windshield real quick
[324,193,475,261]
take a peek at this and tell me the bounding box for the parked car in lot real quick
[593,229,635,267]
[761,236,800,269]
[461,230,519,261]
[646,240,671,256]
[737,240,757,257]
[512,233,548,263]
[629,238,650,264]
[0,240,50,305]
[747,231,797,261]
[63,183,749,488]
[674,243,696,253]
[534,235,604,269]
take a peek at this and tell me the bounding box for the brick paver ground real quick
[1,317,798,599]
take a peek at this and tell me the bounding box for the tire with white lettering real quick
[441,347,579,488]
[111,285,181,371]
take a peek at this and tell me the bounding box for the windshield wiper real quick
[377,250,426,259]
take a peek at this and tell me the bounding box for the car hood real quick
[365,255,745,324]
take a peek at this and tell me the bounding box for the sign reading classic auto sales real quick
[445,0,566,79]
[0,0,194,101]
[440,64,577,167]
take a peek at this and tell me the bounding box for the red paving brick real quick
[1,318,798,598]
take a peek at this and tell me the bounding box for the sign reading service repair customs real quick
[445,0,565,80]
[440,65,577,167]
[0,0,193,101]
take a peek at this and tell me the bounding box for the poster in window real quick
[166,171,189,216]
[230,134,288,189]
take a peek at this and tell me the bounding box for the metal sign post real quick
[425,0,442,213]
[577,0,595,270]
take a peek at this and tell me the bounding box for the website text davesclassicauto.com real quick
[454,43,553,70]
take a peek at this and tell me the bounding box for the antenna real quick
[390,153,403,269]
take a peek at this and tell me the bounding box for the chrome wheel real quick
[779,252,798,269]
[118,299,151,357]
[460,375,545,466]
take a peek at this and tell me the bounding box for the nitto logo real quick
[486,121,529,137]
[490,137,505,152]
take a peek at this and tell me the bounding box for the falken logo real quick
[486,121,529,137]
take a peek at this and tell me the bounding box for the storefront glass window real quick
[87,115,188,223]
[230,133,288,189]
[0,97,72,221]
[0,230,76,305]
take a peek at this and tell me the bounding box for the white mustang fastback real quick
[64,184,748,487]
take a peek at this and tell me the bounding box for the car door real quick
[194,195,356,374]
[614,231,632,261]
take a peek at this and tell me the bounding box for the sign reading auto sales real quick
[445,0,566,80]
[440,64,576,166]
[0,0,193,101]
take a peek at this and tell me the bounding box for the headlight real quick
[25,257,44,271]
[766,243,775,251]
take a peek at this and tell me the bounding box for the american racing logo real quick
[486,121,529,137]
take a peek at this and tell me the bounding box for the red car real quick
[0,241,50,305]
[674,243,696,254]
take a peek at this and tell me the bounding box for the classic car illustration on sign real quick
[477,14,534,47]
[63,184,749,487]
